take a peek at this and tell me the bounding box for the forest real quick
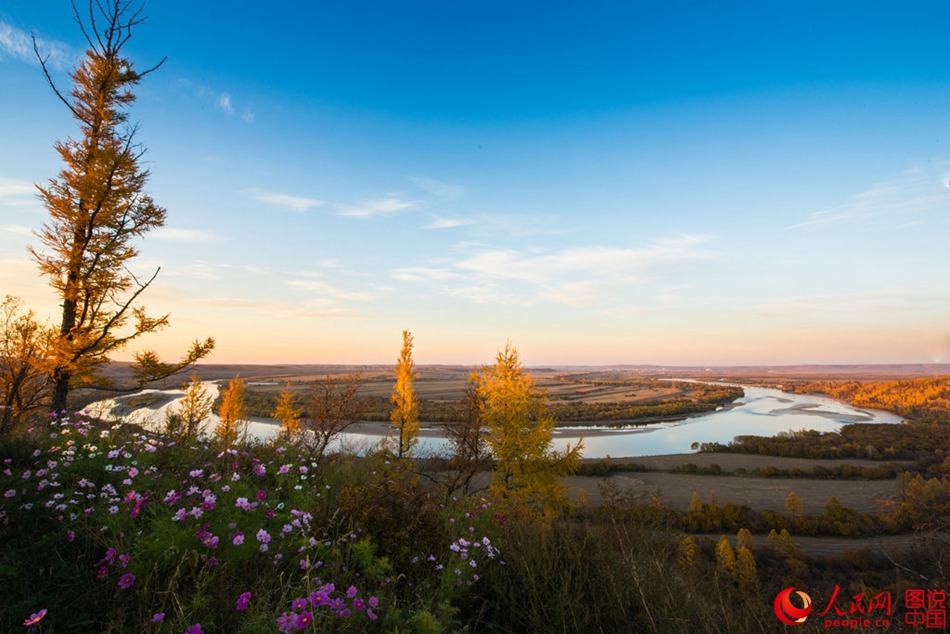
[788,376,950,424]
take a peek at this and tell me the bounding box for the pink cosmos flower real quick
[23,609,47,626]
[236,591,252,611]
[117,573,135,589]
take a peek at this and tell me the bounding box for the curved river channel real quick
[244,384,904,459]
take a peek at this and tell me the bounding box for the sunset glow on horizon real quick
[2,1,949,367]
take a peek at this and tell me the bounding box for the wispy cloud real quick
[790,165,950,230]
[217,93,233,115]
[0,20,76,70]
[756,289,950,316]
[192,295,365,319]
[395,234,715,307]
[284,279,376,303]
[0,224,33,237]
[152,228,221,243]
[0,177,35,200]
[408,176,464,200]
[424,215,476,229]
[391,267,459,282]
[244,188,325,212]
[176,79,254,123]
[457,235,711,285]
[339,197,417,218]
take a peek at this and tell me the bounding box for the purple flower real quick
[23,609,47,626]
[117,573,135,589]
[151,612,165,623]
[367,608,377,621]
[186,624,204,634]
[353,598,365,611]
[236,591,252,611]
[256,489,267,501]
[368,596,379,608]
[232,532,244,545]
[276,612,298,633]
[291,598,308,611]
[298,611,314,628]
[256,529,271,544]
[346,585,358,598]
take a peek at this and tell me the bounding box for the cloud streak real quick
[338,197,417,218]
[408,176,464,200]
[394,234,715,307]
[0,20,75,70]
[152,228,221,243]
[244,188,325,212]
[790,165,949,230]
[424,216,476,229]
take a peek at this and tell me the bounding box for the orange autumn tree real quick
[31,0,212,413]
[476,342,582,522]
[215,376,247,449]
[386,330,419,459]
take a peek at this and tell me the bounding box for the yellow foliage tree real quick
[215,376,246,449]
[677,535,699,573]
[715,535,737,578]
[273,384,302,438]
[174,374,212,441]
[737,527,755,552]
[735,546,758,593]
[477,342,583,523]
[388,330,419,459]
[784,491,805,521]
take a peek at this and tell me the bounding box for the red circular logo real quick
[774,587,813,625]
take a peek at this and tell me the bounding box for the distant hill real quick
[98,361,950,386]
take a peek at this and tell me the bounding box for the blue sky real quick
[1,1,949,365]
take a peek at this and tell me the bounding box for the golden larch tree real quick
[477,342,582,523]
[715,535,737,579]
[215,376,247,449]
[174,374,213,441]
[735,546,758,593]
[31,0,212,412]
[388,330,419,459]
[784,491,805,521]
[273,384,302,438]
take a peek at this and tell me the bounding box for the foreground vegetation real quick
[3,411,949,633]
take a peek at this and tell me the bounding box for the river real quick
[245,384,904,458]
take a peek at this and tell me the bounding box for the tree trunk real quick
[51,296,77,413]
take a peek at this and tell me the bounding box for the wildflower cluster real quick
[277,583,381,631]
[1,412,503,631]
